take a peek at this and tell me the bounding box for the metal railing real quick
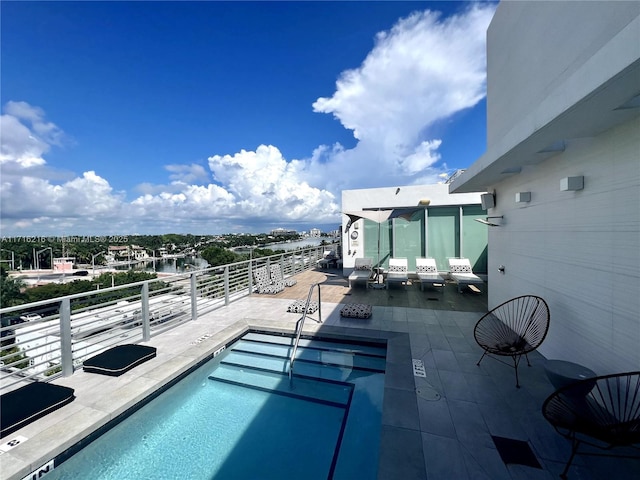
[288,282,322,381]
[0,244,337,391]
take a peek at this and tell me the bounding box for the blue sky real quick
[1,1,496,236]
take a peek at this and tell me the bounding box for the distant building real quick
[107,245,149,260]
[270,228,297,236]
[53,257,75,272]
[309,228,321,237]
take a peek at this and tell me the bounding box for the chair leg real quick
[513,355,521,388]
[476,351,488,366]
[525,352,532,367]
[560,437,581,479]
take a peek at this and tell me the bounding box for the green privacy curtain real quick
[427,207,460,271]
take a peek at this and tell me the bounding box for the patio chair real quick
[386,258,408,289]
[316,249,337,269]
[474,295,550,387]
[348,257,372,288]
[448,258,484,293]
[269,263,297,287]
[415,258,445,292]
[542,371,640,479]
[252,265,284,294]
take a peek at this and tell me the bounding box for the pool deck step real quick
[208,363,352,407]
[232,339,385,372]
[243,332,387,358]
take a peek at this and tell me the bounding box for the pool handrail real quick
[289,282,322,380]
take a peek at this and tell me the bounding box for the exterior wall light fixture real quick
[560,176,584,191]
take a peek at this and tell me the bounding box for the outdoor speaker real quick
[480,193,495,210]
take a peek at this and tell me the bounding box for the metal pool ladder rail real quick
[289,283,322,380]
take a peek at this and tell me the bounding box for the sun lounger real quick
[348,257,373,288]
[252,265,284,294]
[270,264,297,287]
[415,258,445,291]
[386,258,408,289]
[448,258,483,293]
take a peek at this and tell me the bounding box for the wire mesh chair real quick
[474,295,550,387]
[542,371,640,479]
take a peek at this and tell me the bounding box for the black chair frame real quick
[474,295,550,387]
[542,371,640,478]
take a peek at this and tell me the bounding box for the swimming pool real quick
[45,331,386,479]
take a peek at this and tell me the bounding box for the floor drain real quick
[416,386,441,401]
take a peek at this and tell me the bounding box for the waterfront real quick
[120,256,210,274]
[234,237,329,254]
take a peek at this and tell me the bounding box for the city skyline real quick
[1,1,496,236]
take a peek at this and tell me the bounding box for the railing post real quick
[224,266,230,306]
[141,283,151,341]
[317,284,322,324]
[59,298,73,377]
[190,272,198,321]
[248,259,253,295]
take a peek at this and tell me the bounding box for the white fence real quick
[0,245,335,391]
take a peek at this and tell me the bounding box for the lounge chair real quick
[415,258,445,292]
[270,263,297,287]
[386,258,408,289]
[252,265,284,294]
[542,371,640,479]
[448,258,484,293]
[474,295,550,387]
[348,257,372,288]
[316,249,338,269]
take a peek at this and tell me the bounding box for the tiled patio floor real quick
[1,268,637,479]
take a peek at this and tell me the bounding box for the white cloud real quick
[311,3,494,187]
[0,5,494,235]
[165,163,210,184]
[207,145,339,222]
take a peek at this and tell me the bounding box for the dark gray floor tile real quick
[381,387,420,430]
[385,359,416,391]
[422,432,470,480]
[448,399,495,450]
[439,370,475,402]
[417,395,456,439]
[432,348,462,372]
[460,443,511,480]
[377,426,427,480]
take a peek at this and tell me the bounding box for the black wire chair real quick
[542,371,640,478]
[474,295,550,387]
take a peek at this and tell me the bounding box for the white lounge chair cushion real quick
[287,300,319,314]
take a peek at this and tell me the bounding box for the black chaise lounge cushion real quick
[83,344,157,376]
[0,382,75,439]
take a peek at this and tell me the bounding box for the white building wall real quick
[487,119,640,374]
[486,1,639,147]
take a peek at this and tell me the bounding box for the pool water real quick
[47,332,386,479]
